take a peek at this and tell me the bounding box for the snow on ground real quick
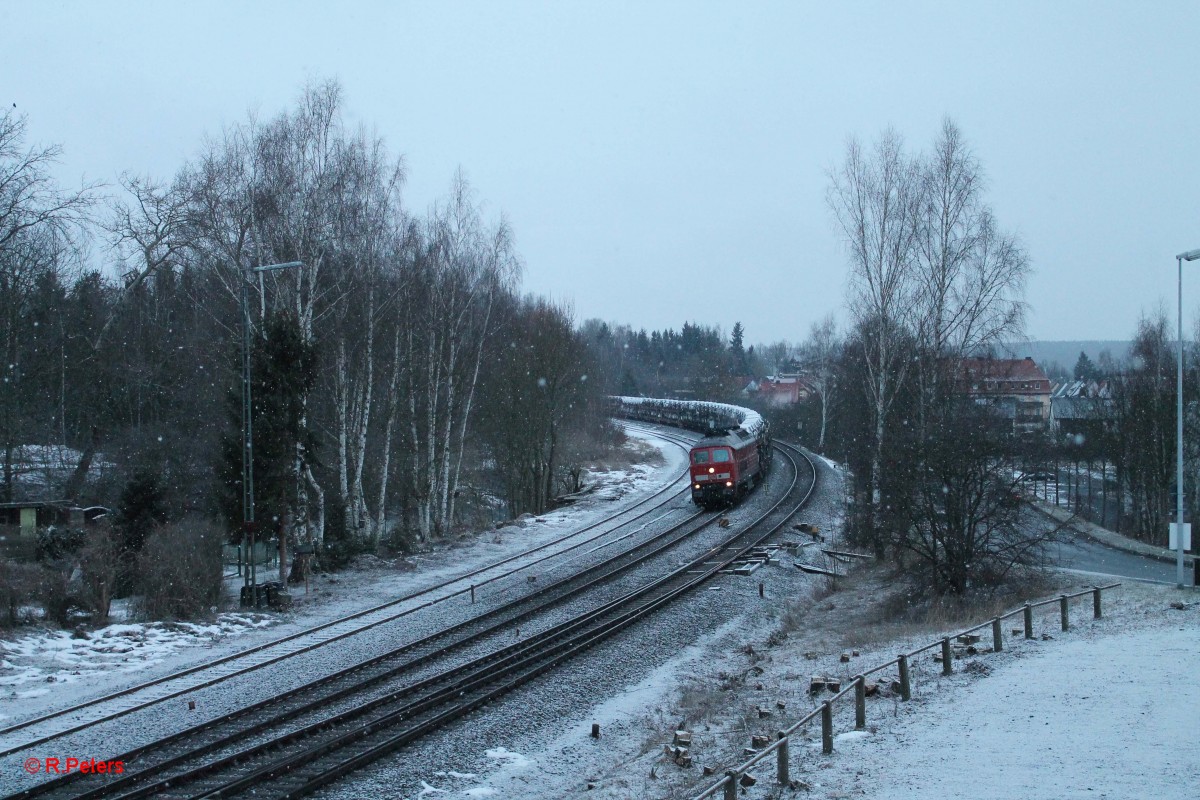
[0,428,687,723]
[0,613,275,705]
[832,620,1200,799]
[484,566,1198,800]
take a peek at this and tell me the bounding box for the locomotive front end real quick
[689,443,738,508]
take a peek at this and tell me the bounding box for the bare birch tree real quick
[911,119,1029,430]
[828,130,921,511]
[402,173,518,539]
[800,314,841,452]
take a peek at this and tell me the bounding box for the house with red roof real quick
[957,356,1052,433]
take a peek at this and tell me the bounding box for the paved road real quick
[1048,531,1179,583]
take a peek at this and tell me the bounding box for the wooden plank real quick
[793,561,843,577]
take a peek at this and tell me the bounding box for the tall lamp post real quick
[1176,249,1200,589]
[241,260,303,606]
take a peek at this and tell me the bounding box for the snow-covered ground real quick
[464,565,1197,800]
[8,440,1183,800]
[369,445,1192,800]
[834,616,1200,799]
[0,613,274,713]
[0,428,689,727]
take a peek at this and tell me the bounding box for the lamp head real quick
[1178,249,1200,262]
[249,260,305,273]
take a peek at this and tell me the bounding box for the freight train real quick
[611,396,772,508]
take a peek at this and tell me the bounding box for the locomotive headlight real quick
[725,481,733,487]
[708,467,715,474]
[694,483,700,490]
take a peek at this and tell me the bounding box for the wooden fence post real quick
[1093,587,1102,619]
[470,584,475,604]
[821,701,833,754]
[724,770,738,800]
[1060,595,1070,631]
[776,730,789,784]
[1024,603,1033,639]
[898,654,911,701]
[854,675,866,729]
[992,618,1003,652]
[941,637,952,675]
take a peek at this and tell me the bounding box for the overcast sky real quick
[6,1,1199,347]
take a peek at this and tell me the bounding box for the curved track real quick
[0,427,696,760]
[7,438,815,800]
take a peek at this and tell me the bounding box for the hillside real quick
[1001,340,1131,375]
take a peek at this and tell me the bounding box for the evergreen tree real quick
[730,322,748,377]
[1074,351,1098,381]
[116,469,168,554]
[218,312,319,539]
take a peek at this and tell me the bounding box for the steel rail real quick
[0,427,697,759]
[278,443,815,799]
[138,443,814,800]
[13,501,720,800]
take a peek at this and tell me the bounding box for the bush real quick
[0,559,45,628]
[135,520,224,620]
[79,524,125,624]
[35,526,86,561]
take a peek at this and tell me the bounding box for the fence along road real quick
[692,583,1122,800]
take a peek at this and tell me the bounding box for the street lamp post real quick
[240,260,303,607]
[1176,249,1200,589]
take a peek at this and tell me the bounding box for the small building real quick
[752,373,816,407]
[958,356,1052,433]
[0,500,87,537]
[1049,380,1112,440]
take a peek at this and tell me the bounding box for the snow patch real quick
[484,747,533,770]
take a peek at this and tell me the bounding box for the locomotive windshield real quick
[712,449,730,462]
[692,450,709,464]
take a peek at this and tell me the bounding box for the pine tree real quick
[1074,351,1098,381]
[730,322,748,377]
[218,313,318,539]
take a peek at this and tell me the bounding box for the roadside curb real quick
[1033,500,1194,567]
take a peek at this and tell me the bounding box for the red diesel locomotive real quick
[689,426,770,508]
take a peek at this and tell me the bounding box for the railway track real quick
[7,439,815,800]
[0,426,696,761]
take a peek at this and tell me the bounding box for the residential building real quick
[958,356,1052,433]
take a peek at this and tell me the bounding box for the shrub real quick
[35,526,86,561]
[135,519,224,620]
[0,560,45,628]
[79,524,125,624]
[36,561,81,627]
